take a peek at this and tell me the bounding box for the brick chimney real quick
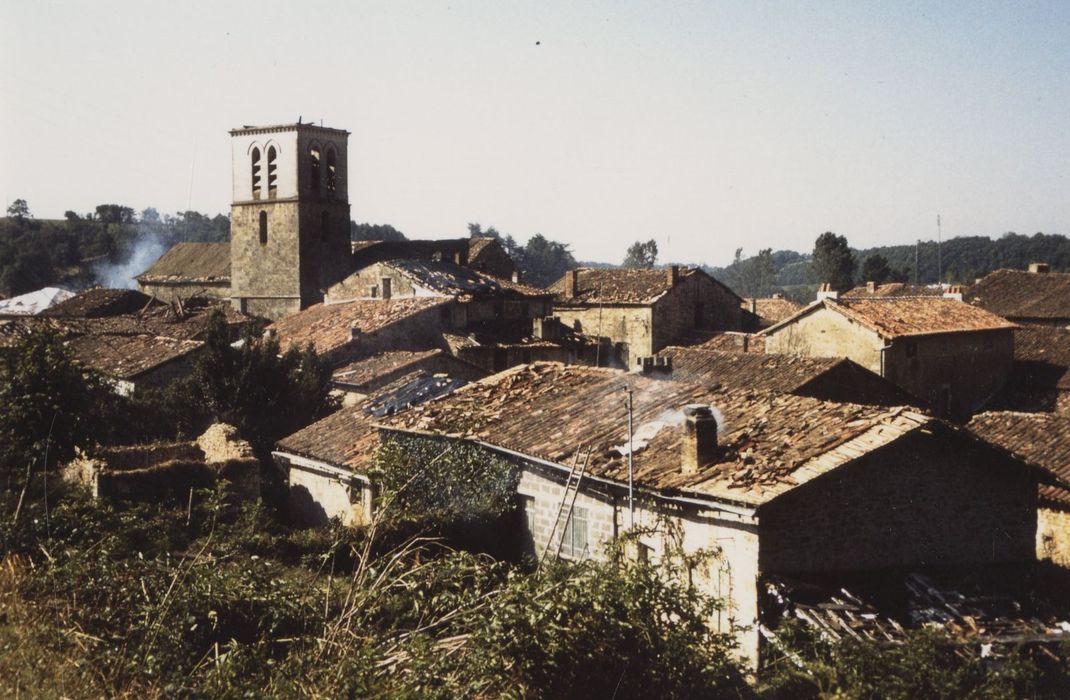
[634,356,673,377]
[866,280,877,293]
[681,404,718,475]
[1029,262,1050,274]
[749,298,758,314]
[349,322,362,341]
[564,269,579,298]
[667,265,680,286]
[816,282,839,301]
[943,285,964,301]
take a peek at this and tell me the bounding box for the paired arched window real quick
[251,148,262,199]
[258,211,268,245]
[326,149,337,193]
[310,147,321,190]
[266,146,278,198]
[320,211,329,242]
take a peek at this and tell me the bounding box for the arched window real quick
[309,147,321,190]
[251,148,262,199]
[326,148,337,193]
[267,146,278,198]
[320,211,329,242]
[258,211,268,245]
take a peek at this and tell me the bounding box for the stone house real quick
[274,370,473,526]
[136,243,232,304]
[652,346,918,407]
[741,295,804,331]
[375,362,1044,667]
[967,265,1070,327]
[351,237,517,280]
[969,411,1070,568]
[548,267,745,367]
[762,296,1017,418]
[66,332,204,395]
[331,349,487,401]
[841,281,945,299]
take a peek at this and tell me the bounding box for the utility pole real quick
[914,240,920,285]
[937,215,943,285]
[625,388,634,529]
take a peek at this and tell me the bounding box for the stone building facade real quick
[762,297,1016,417]
[549,267,744,367]
[228,123,354,320]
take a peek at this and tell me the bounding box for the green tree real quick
[521,233,577,287]
[623,239,659,268]
[811,231,857,291]
[861,254,893,286]
[6,199,31,221]
[0,328,107,492]
[351,221,406,241]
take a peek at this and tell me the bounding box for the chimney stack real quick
[511,269,522,284]
[749,298,758,314]
[349,322,362,341]
[681,404,718,475]
[816,282,839,301]
[564,269,579,298]
[453,249,469,266]
[866,280,877,293]
[943,285,964,301]
[667,265,680,286]
[1029,262,1050,274]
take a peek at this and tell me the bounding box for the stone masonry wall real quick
[763,305,883,370]
[551,305,653,367]
[651,273,744,351]
[1038,505,1070,568]
[758,431,1037,574]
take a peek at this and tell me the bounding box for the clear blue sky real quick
[2,1,1067,265]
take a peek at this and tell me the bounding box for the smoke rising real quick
[94,227,167,289]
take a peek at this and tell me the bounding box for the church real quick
[137,122,516,321]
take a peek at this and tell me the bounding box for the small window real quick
[320,211,329,242]
[310,147,321,190]
[326,148,337,192]
[561,506,589,559]
[258,211,268,245]
[266,146,278,198]
[250,148,262,199]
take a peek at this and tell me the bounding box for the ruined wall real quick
[138,280,230,305]
[552,305,653,367]
[285,458,369,527]
[763,306,883,370]
[758,431,1037,574]
[883,329,1014,417]
[469,241,517,279]
[1038,504,1070,568]
[651,274,744,351]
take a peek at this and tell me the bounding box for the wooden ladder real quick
[541,446,592,564]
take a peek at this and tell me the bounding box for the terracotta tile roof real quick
[383,260,549,300]
[268,297,448,354]
[351,238,508,266]
[969,411,1070,506]
[67,333,202,380]
[550,267,719,304]
[333,350,446,389]
[277,371,469,471]
[743,296,804,325]
[378,362,933,506]
[842,283,945,299]
[967,269,1070,321]
[765,298,1017,340]
[41,288,159,318]
[136,242,231,283]
[680,332,765,353]
[66,301,250,341]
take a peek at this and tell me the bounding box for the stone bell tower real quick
[228,123,352,320]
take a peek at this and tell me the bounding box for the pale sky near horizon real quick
[2,1,1068,266]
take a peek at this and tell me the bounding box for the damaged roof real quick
[968,411,1070,506]
[764,297,1017,340]
[967,268,1070,321]
[67,333,203,380]
[549,267,738,305]
[842,283,945,299]
[332,349,484,392]
[277,370,470,471]
[378,362,936,506]
[268,297,449,354]
[42,288,159,318]
[744,296,805,326]
[136,242,231,283]
[351,237,512,268]
[382,259,549,300]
